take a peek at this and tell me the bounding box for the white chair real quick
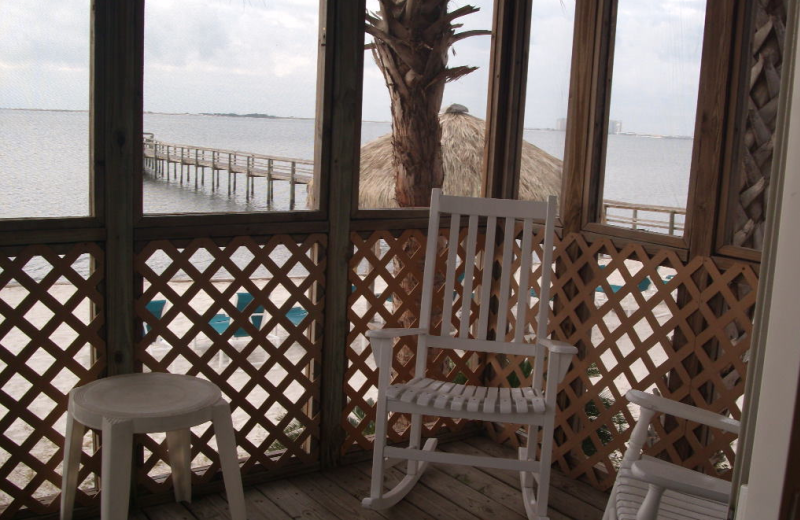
[61,373,246,520]
[603,390,739,520]
[361,190,577,520]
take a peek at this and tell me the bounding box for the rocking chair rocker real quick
[361,190,577,520]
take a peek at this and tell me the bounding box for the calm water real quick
[0,109,693,218]
[0,109,692,279]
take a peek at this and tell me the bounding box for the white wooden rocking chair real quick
[361,190,577,520]
[603,390,739,520]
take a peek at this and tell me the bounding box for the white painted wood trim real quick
[438,194,550,219]
[387,398,548,424]
[384,446,542,473]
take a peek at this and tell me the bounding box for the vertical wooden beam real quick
[482,0,533,200]
[92,0,144,376]
[316,0,366,469]
[560,0,615,235]
[553,0,615,470]
[685,0,742,258]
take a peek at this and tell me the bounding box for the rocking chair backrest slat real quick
[442,214,461,336]
[420,190,556,391]
[416,191,443,378]
[459,214,479,339]
[514,217,535,344]
[477,215,497,340]
[532,198,557,391]
[495,217,516,336]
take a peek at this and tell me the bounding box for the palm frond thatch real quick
[359,104,562,208]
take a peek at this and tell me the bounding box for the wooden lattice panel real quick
[486,233,757,490]
[0,244,105,517]
[732,0,787,249]
[134,235,325,495]
[344,229,487,453]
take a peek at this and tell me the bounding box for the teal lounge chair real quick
[286,307,308,326]
[144,299,166,336]
[233,292,265,338]
[596,276,652,294]
[208,313,230,335]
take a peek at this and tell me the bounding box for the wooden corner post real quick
[92,0,144,376]
[317,0,366,469]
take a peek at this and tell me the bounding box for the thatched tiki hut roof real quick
[358,104,562,208]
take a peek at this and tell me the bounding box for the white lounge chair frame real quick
[362,190,577,520]
[603,390,739,520]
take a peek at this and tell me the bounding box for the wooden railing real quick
[600,200,686,235]
[142,137,314,209]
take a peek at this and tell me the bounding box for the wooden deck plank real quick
[355,462,482,520]
[141,502,196,520]
[320,464,437,520]
[183,494,244,520]
[459,437,606,520]
[242,488,294,520]
[417,465,528,520]
[424,448,536,517]
[291,472,387,520]
[257,478,340,520]
[134,440,607,520]
[438,442,585,520]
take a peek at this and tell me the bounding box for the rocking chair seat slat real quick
[604,391,737,520]
[615,473,728,519]
[386,378,545,417]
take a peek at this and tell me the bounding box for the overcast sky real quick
[0,0,706,136]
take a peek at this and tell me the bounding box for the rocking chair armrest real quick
[366,328,427,340]
[626,390,741,434]
[538,338,578,356]
[631,459,732,504]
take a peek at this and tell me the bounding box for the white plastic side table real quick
[60,373,246,520]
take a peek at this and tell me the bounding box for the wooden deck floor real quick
[131,437,608,520]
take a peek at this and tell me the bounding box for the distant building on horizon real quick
[556,118,567,131]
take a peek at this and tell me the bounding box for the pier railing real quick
[142,137,314,209]
[600,199,686,235]
[142,137,687,235]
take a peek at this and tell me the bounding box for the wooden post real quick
[227,153,232,196]
[232,154,237,193]
[482,0,533,199]
[290,161,296,209]
[317,0,365,469]
[246,156,252,203]
[669,211,676,235]
[92,0,144,378]
[250,156,255,198]
[194,149,199,189]
[267,158,274,206]
[632,208,638,230]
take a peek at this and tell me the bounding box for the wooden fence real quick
[0,221,758,515]
[345,225,755,491]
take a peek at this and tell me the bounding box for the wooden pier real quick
[143,136,686,235]
[142,136,314,209]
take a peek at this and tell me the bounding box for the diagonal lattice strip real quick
[483,232,756,491]
[344,228,489,453]
[0,244,105,517]
[134,235,325,495]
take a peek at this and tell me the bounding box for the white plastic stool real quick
[60,373,246,520]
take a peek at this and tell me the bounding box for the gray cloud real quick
[1,0,706,136]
